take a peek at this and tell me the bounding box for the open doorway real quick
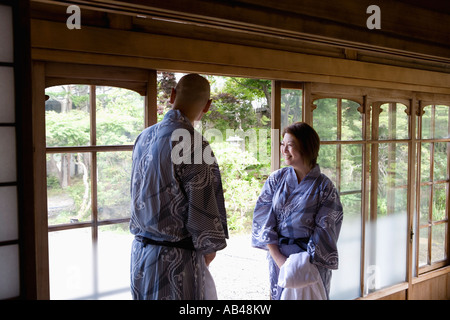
[44,71,274,299]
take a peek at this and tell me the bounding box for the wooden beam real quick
[31,0,450,61]
[30,19,450,95]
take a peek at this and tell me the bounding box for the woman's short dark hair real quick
[282,122,320,167]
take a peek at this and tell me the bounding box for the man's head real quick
[170,74,212,123]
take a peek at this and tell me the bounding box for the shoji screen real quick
[0,2,19,300]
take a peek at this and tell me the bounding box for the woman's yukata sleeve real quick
[251,172,280,250]
[308,181,343,269]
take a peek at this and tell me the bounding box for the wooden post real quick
[31,61,50,299]
[271,80,281,172]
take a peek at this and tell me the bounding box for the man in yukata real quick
[129,73,228,300]
[252,122,343,300]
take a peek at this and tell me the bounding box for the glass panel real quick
[313,98,337,141]
[364,212,407,293]
[418,227,428,267]
[0,244,20,299]
[341,99,363,141]
[96,86,145,145]
[434,105,449,139]
[330,199,361,299]
[0,5,13,63]
[45,85,90,147]
[433,142,448,181]
[421,106,432,139]
[49,228,94,299]
[431,223,447,263]
[97,151,132,220]
[47,152,92,225]
[341,144,362,193]
[378,103,409,140]
[420,143,431,182]
[0,67,15,123]
[419,185,430,226]
[432,183,447,222]
[0,186,18,242]
[318,144,337,186]
[280,88,302,133]
[0,127,16,182]
[97,223,133,299]
[365,143,408,293]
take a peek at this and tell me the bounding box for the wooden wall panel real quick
[411,274,449,300]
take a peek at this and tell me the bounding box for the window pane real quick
[418,227,428,267]
[431,223,447,263]
[365,142,408,293]
[433,142,448,181]
[421,106,432,139]
[341,99,363,141]
[97,223,133,299]
[365,212,407,293]
[378,143,409,188]
[341,144,362,193]
[314,98,337,141]
[378,103,409,140]
[419,185,430,225]
[49,228,94,299]
[330,199,361,299]
[318,144,337,186]
[280,88,302,133]
[97,151,132,220]
[47,153,92,225]
[420,143,431,182]
[45,85,90,147]
[434,105,449,139]
[432,183,447,222]
[96,86,144,145]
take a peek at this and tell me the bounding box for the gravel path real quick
[209,233,270,300]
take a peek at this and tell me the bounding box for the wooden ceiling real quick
[30,0,450,73]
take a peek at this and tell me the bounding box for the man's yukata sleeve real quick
[176,141,228,255]
[251,172,279,250]
[308,182,343,269]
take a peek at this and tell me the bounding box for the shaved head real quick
[174,74,210,108]
[171,74,212,123]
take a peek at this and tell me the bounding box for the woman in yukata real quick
[252,122,343,300]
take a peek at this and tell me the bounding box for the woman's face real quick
[280,133,304,167]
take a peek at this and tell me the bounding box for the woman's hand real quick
[267,244,287,268]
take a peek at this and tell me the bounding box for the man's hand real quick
[204,252,216,266]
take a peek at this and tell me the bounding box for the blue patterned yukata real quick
[130,109,228,300]
[252,165,343,300]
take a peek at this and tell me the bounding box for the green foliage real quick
[213,142,264,232]
[46,110,90,146]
